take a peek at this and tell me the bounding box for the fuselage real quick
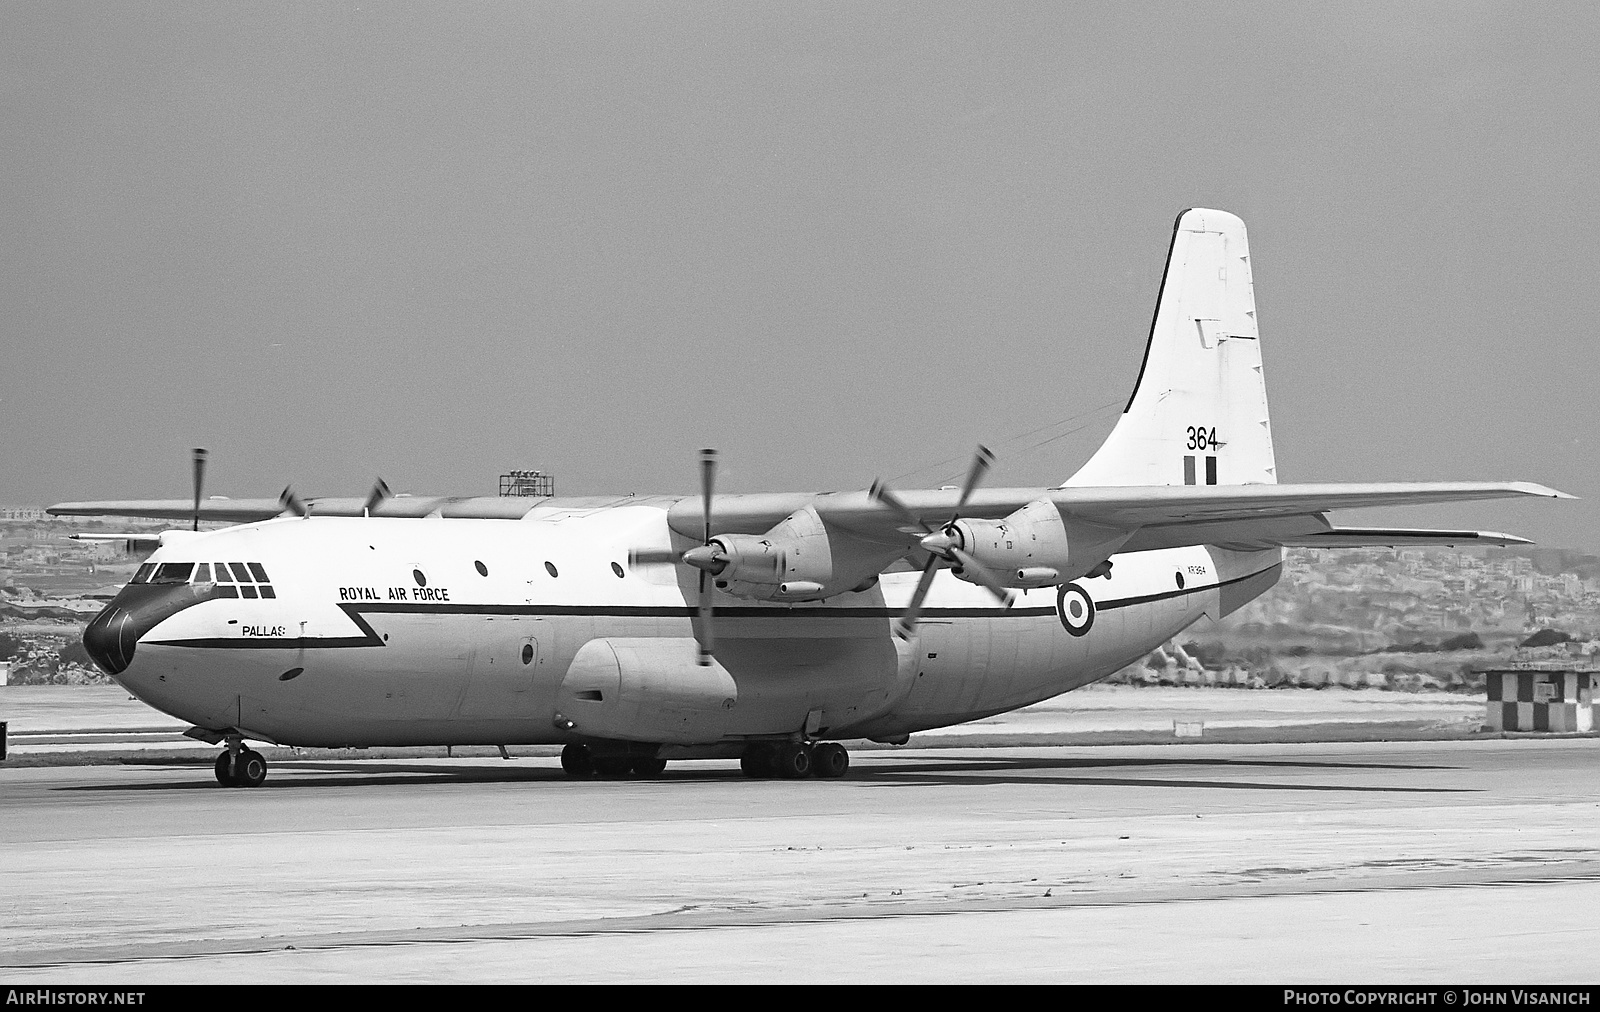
[85,506,1282,749]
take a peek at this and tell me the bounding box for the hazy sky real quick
[3,3,1596,549]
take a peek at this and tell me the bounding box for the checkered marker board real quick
[1484,671,1596,732]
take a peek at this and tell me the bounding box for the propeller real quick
[627,451,724,661]
[279,485,309,518]
[362,478,392,517]
[190,448,208,531]
[871,445,1013,639]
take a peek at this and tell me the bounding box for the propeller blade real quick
[696,448,718,665]
[869,479,932,534]
[699,448,717,545]
[951,547,1016,608]
[190,448,208,532]
[278,486,309,518]
[698,570,715,666]
[894,555,942,640]
[627,547,681,566]
[953,445,994,517]
[362,478,391,516]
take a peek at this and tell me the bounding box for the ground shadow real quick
[56,751,1474,794]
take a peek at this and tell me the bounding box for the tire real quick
[631,757,667,776]
[236,749,268,788]
[560,744,594,776]
[773,743,812,779]
[812,743,850,778]
[591,755,633,777]
[740,743,775,778]
[214,751,238,787]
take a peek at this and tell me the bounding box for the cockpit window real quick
[150,562,195,585]
[192,563,212,583]
[248,562,269,582]
[229,562,253,582]
[131,562,157,584]
[213,562,233,583]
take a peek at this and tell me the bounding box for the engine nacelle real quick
[944,499,1131,589]
[707,505,892,602]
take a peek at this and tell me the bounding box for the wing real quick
[662,480,1571,551]
[50,481,1567,556]
[45,494,664,522]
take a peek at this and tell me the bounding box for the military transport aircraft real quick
[50,208,1568,787]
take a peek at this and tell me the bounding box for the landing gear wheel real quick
[812,743,850,778]
[560,743,593,777]
[236,749,268,788]
[591,755,633,777]
[741,743,776,778]
[773,743,812,779]
[631,757,667,777]
[214,751,239,787]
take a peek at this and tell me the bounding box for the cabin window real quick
[544,561,558,578]
[474,561,488,577]
[521,644,534,665]
[192,563,212,583]
[413,568,427,587]
[611,562,625,578]
[131,563,157,584]
[150,562,194,585]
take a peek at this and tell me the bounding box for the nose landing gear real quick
[214,739,267,788]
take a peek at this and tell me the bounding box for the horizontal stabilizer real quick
[67,533,163,549]
[1277,526,1535,549]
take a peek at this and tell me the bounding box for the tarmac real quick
[2,686,1597,983]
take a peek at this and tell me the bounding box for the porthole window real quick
[521,644,534,665]
[279,667,304,682]
[413,569,427,587]
[611,562,625,578]
[544,561,558,578]
[474,560,488,577]
[1175,571,1185,590]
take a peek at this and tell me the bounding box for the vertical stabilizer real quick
[1065,208,1276,487]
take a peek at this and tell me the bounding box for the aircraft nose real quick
[83,582,213,676]
[83,605,137,675]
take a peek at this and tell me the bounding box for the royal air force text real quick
[338,586,450,602]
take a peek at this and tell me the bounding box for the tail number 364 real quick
[1185,426,1217,450]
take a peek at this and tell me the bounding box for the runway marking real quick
[9,863,1600,971]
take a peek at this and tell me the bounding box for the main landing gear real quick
[214,739,267,788]
[560,743,667,778]
[740,741,850,780]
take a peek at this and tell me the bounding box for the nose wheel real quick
[214,746,267,788]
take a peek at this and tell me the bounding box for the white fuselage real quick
[102,507,1282,748]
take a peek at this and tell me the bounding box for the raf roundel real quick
[1057,582,1096,637]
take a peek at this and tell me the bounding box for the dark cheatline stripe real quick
[1094,565,1278,612]
[147,565,1280,651]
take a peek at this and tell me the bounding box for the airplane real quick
[49,208,1569,788]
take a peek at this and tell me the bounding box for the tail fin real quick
[1065,208,1276,488]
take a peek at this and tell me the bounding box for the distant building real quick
[500,470,555,497]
